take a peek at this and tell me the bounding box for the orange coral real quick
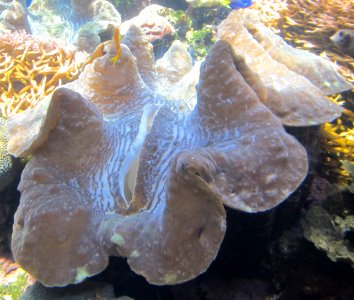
[0,31,82,118]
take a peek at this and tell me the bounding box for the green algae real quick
[0,270,28,300]
[186,26,215,60]
[302,204,354,267]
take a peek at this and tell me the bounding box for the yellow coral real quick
[0,31,82,118]
[320,95,354,188]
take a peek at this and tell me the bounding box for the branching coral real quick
[0,31,82,118]
[246,0,289,30]
[319,89,354,191]
[320,110,354,188]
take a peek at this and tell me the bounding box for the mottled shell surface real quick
[7,22,323,287]
[217,11,345,126]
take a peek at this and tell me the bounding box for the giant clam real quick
[7,12,351,286]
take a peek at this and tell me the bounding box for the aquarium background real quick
[0,0,353,299]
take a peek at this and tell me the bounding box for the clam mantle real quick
[7,34,311,286]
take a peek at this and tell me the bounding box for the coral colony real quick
[0,31,81,118]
